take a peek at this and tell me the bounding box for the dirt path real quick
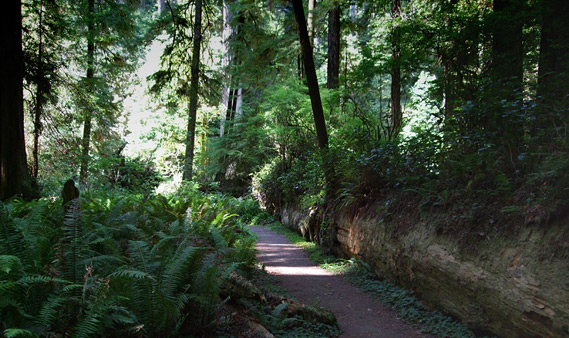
[249,226,427,338]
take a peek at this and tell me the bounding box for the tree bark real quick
[307,0,316,47]
[292,0,337,248]
[0,0,36,200]
[491,0,523,89]
[327,2,340,89]
[79,0,95,186]
[32,0,45,178]
[389,0,402,139]
[220,0,232,137]
[157,0,165,13]
[537,0,569,106]
[292,0,329,152]
[182,0,203,181]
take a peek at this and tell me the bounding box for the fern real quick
[162,246,202,297]
[36,296,65,330]
[210,227,228,249]
[62,200,82,285]
[73,308,104,338]
[212,213,238,228]
[0,255,23,275]
[110,268,156,281]
[3,328,39,338]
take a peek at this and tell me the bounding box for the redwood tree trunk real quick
[292,0,329,152]
[537,0,569,106]
[389,0,402,139]
[79,0,95,186]
[183,0,203,181]
[492,0,523,89]
[0,0,35,200]
[327,2,340,89]
[32,0,45,179]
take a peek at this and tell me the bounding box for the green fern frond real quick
[72,309,103,338]
[149,234,178,256]
[271,302,288,319]
[110,268,156,281]
[210,228,227,249]
[212,213,239,227]
[0,280,18,293]
[162,246,202,296]
[17,275,69,286]
[37,296,65,329]
[80,255,126,267]
[3,328,39,338]
[62,284,83,293]
[0,297,23,310]
[0,212,28,261]
[0,255,23,275]
[0,297,31,320]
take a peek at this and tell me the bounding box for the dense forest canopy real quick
[0,0,567,227]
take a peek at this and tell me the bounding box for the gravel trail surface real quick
[249,226,427,338]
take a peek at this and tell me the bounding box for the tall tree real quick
[24,0,62,179]
[79,0,95,186]
[182,0,203,181]
[291,0,335,200]
[291,0,329,152]
[220,1,244,138]
[389,0,402,139]
[220,0,233,137]
[491,0,523,89]
[327,1,340,89]
[537,0,569,106]
[308,0,316,46]
[32,0,46,178]
[0,0,36,200]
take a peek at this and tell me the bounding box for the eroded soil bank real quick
[278,203,569,338]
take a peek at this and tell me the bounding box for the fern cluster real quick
[0,188,257,337]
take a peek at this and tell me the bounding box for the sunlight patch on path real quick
[249,225,427,338]
[264,265,334,276]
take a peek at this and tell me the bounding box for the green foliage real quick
[0,188,259,337]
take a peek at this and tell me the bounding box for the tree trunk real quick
[537,0,569,106]
[0,0,36,200]
[292,0,329,152]
[79,0,95,186]
[32,0,45,178]
[182,0,203,181]
[157,0,165,13]
[220,0,232,137]
[327,2,340,89]
[439,0,458,118]
[491,0,523,89]
[389,0,402,139]
[308,0,316,47]
[292,0,337,248]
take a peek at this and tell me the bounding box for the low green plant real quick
[0,188,259,337]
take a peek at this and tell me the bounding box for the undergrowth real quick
[1,186,343,337]
[0,186,259,337]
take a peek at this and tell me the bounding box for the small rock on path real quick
[249,226,427,338]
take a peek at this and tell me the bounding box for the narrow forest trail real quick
[249,226,427,338]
